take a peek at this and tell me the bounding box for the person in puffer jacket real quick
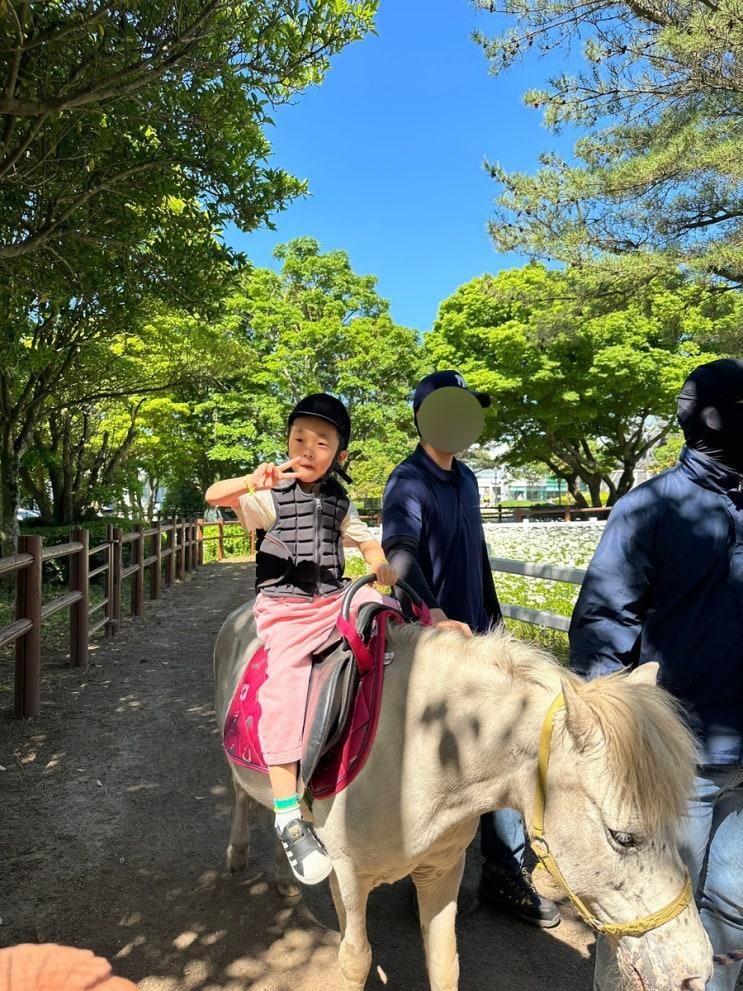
[570,358,743,991]
[206,393,396,887]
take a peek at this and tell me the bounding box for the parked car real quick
[16,507,40,521]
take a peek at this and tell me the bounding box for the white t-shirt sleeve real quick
[341,502,375,547]
[235,490,276,532]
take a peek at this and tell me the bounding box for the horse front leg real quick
[226,777,251,872]
[329,870,347,937]
[413,854,466,991]
[332,861,373,991]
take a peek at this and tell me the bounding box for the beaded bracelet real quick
[242,476,256,495]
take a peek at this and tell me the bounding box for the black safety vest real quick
[256,477,350,597]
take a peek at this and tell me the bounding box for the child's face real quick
[288,415,346,484]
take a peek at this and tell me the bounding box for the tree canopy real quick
[427,264,732,505]
[476,0,743,295]
[203,237,423,500]
[0,0,377,547]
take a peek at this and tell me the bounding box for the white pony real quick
[214,606,712,991]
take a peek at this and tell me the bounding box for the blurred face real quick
[416,387,485,454]
[288,415,345,484]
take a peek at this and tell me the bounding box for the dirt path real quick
[0,561,595,990]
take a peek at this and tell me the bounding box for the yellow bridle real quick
[530,693,693,938]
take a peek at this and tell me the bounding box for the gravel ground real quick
[0,561,594,990]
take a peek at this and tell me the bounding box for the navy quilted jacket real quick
[569,446,743,765]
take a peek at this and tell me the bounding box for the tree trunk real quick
[567,479,589,509]
[19,464,53,520]
[0,435,20,556]
[611,464,636,503]
[544,459,589,509]
[146,476,159,522]
[580,473,603,508]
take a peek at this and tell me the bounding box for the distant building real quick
[470,466,583,506]
[470,463,656,507]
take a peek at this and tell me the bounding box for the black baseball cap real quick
[413,370,491,413]
[288,393,351,449]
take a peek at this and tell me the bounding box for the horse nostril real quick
[680,979,706,991]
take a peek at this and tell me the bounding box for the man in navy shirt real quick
[570,358,743,991]
[382,370,560,928]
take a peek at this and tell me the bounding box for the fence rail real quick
[490,556,587,633]
[3,519,579,718]
[482,505,611,523]
[2,518,255,719]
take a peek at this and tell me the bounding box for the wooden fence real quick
[481,505,612,523]
[2,519,255,719]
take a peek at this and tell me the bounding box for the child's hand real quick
[249,457,301,491]
[374,561,397,587]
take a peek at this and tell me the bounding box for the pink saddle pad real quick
[223,606,408,799]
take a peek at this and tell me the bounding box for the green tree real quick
[475,0,743,303]
[15,302,237,525]
[0,1,375,278]
[0,1,377,548]
[427,265,726,506]
[204,237,424,498]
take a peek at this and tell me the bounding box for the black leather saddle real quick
[300,599,390,785]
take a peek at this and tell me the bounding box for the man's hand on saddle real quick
[428,608,473,638]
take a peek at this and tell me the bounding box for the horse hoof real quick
[226,845,248,873]
[277,879,303,901]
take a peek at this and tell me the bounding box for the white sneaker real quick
[275,817,332,885]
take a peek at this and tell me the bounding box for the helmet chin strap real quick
[332,461,353,484]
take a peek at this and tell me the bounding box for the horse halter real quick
[530,693,693,938]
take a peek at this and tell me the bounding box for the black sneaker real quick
[479,864,561,928]
[275,818,333,886]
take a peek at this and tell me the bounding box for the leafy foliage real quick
[0,1,377,547]
[475,0,743,300]
[203,237,424,499]
[427,264,726,504]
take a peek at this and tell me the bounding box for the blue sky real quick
[227,1,576,333]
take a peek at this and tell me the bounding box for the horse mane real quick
[570,670,696,835]
[392,623,696,834]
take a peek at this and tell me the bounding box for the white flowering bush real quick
[347,521,605,662]
[485,522,605,662]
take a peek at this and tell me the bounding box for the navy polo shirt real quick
[382,444,495,633]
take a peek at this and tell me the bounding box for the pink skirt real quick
[253,584,385,764]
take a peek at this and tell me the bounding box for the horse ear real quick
[626,662,659,686]
[561,679,600,752]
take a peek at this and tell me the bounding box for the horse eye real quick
[609,829,640,850]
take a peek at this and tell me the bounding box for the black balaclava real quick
[677,358,743,474]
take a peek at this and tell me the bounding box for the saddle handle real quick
[340,574,422,621]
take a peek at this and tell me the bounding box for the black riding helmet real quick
[287,393,353,482]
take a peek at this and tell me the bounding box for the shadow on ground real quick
[1,562,593,990]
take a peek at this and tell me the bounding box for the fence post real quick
[104,525,114,637]
[69,527,89,668]
[197,519,204,566]
[14,535,43,719]
[217,518,224,561]
[132,524,145,617]
[188,520,196,572]
[166,519,175,585]
[151,522,162,600]
[173,518,181,579]
[110,526,122,634]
